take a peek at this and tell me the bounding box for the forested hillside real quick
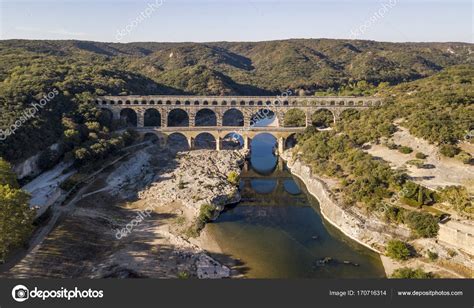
[295,65,473,221]
[0,39,472,162]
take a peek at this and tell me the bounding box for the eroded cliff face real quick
[14,143,60,180]
[281,151,411,253]
[14,152,42,180]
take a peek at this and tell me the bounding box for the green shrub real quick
[386,240,411,261]
[391,267,436,279]
[415,152,428,159]
[386,143,400,150]
[384,206,405,224]
[404,212,439,238]
[398,146,413,154]
[455,151,473,164]
[406,159,425,168]
[439,144,461,158]
[227,171,240,186]
[0,158,35,262]
[400,182,435,207]
[177,271,190,279]
[194,203,217,233]
[284,109,306,127]
[447,249,457,258]
[438,186,472,213]
[311,109,334,128]
[427,250,438,261]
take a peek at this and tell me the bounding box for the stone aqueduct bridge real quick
[95,95,383,153]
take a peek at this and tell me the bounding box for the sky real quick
[0,0,472,43]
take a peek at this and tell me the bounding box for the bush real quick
[398,146,413,154]
[415,152,428,159]
[384,206,405,224]
[400,181,435,207]
[0,158,35,262]
[311,109,333,128]
[427,250,438,261]
[386,142,400,150]
[227,171,240,186]
[438,186,472,213]
[406,159,425,168]
[386,240,411,261]
[404,212,439,238]
[455,151,473,165]
[177,271,190,279]
[391,267,436,279]
[284,109,306,127]
[447,249,457,258]
[195,204,217,230]
[439,144,461,158]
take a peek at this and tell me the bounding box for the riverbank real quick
[281,151,473,278]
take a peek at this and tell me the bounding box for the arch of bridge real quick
[97,96,383,132]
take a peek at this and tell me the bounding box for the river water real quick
[206,134,386,278]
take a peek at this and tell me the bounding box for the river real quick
[206,133,386,278]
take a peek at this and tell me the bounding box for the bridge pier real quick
[187,137,194,150]
[332,109,341,125]
[137,111,145,128]
[243,136,251,151]
[216,137,222,151]
[305,110,312,127]
[161,110,168,127]
[277,159,285,171]
[216,113,223,127]
[189,111,196,127]
[160,136,167,147]
[277,137,285,155]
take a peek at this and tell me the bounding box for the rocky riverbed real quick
[6,145,248,279]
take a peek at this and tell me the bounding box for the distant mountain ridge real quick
[1,39,472,95]
[0,39,472,162]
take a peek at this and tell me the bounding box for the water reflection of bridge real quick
[239,162,307,207]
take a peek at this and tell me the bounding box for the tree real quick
[64,129,82,146]
[284,109,306,127]
[0,158,18,188]
[0,158,34,262]
[311,109,333,128]
[439,144,460,158]
[404,212,439,238]
[386,240,411,260]
[439,186,472,213]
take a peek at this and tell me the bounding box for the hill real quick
[0,39,472,162]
